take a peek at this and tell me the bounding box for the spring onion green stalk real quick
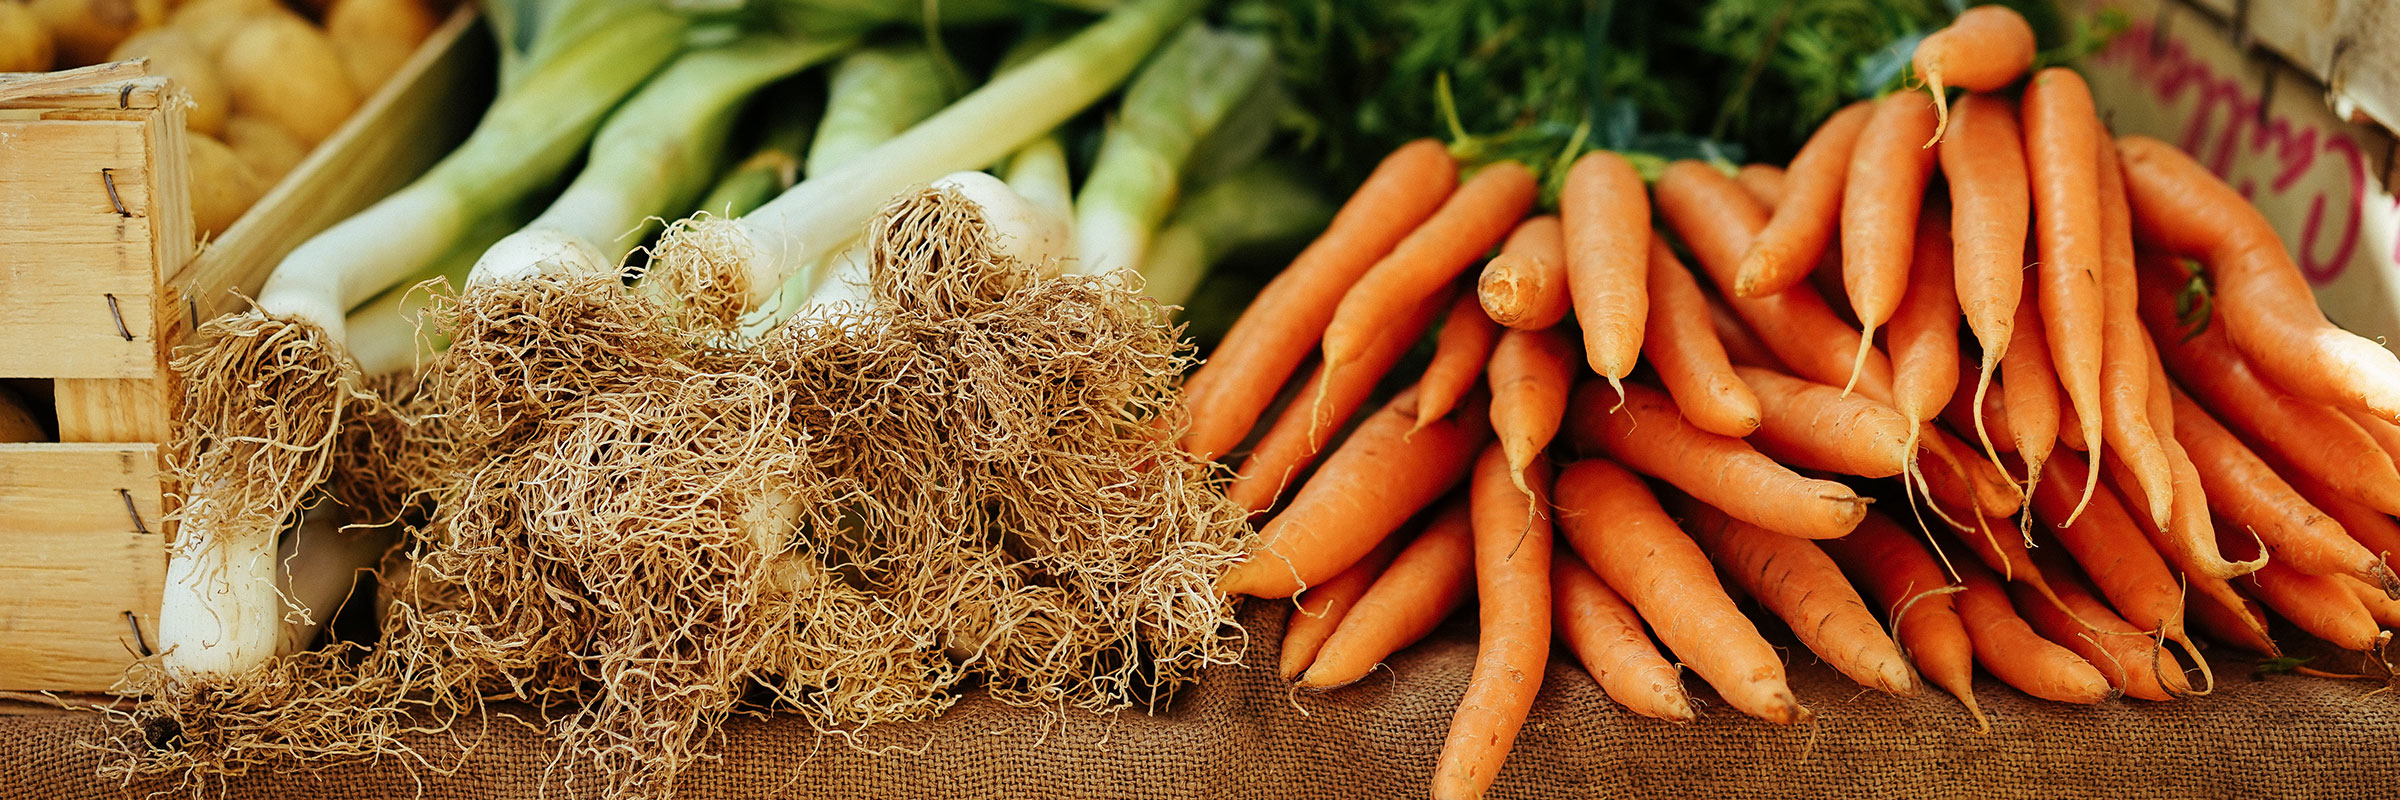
[652,0,1202,320]
[1140,164,1334,308]
[1068,24,1272,277]
[475,31,854,286]
[691,100,817,220]
[273,507,394,655]
[162,8,690,687]
[348,207,538,378]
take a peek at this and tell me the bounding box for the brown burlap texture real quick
[6,602,2396,799]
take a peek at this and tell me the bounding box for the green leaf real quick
[2254,656,2314,677]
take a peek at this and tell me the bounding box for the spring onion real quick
[1139,163,1334,307]
[1067,23,1271,276]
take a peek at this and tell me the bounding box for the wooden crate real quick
[0,8,488,695]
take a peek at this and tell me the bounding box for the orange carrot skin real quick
[2008,579,2188,701]
[1476,215,1570,330]
[2094,128,2179,526]
[2023,68,2110,500]
[1560,151,1651,382]
[1737,101,1873,297]
[1323,162,1537,371]
[2242,557,2385,652]
[1953,561,2112,704]
[2341,576,2400,628]
[1707,293,1786,372]
[2171,387,2388,588]
[1681,498,1919,696]
[2346,408,2400,470]
[1941,93,2031,371]
[1487,326,1576,486]
[1943,371,2017,453]
[1841,91,1941,352]
[1221,389,1492,599]
[1415,290,1505,430]
[1736,366,1912,479]
[1646,238,1762,437]
[1819,513,1980,718]
[2030,451,2188,637]
[1551,549,1693,722]
[1184,140,1457,462]
[2186,586,2280,657]
[1891,202,1963,428]
[1227,289,1453,513]
[1655,160,1898,398]
[1565,381,1865,539]
[1552,459,1804,724]
[1280,533,1405,680]
[1432,448,1554,800]
[1299,498,1477,688]
[2003,278,2063,469]
[1923,426,2026,518]
[2098,438,2253,580]
[1734,164,1787,210]
[2120,135,2400,423]
[1914,5,2038,143]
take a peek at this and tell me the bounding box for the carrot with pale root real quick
[1679,496,1920,696]
[2092,129,2180,526]
[1477,215,1570,330]
[2341,576,2400,628]
[1912,5,2037,144]
[1840,91,1941,393]
[2029,452,2193,646]
[2238,539,2389,652]
[1226,289,1452,513]
[1953,559,2113,703]
[2346,409,2400,470]
[1559,151,1650,392]
[1565,380,1866,539]
[1943,372,2017,453]
[1820,512,1985,727]
[1487,326,1576,494]
[1279,534,1405,680]
[1298,497,1477,688]
[2098,444,2261,581]
[1219,388,1491,599]
[2003,279,2064,478]
[1415,291,1504,431]
[1734,164,1787,209]
[2170,387,2397,593]
[1551,549,1694,722]
[2009,576,2190,701]
[1646,237,1761,437]
[1184,139,1456,462]
[1553,459,1806,724]
[1941,502,2073,613]
[1941,93,2032,463]
[2024,68,2111,525]
[1431,448,1553,800]
[1736,367,1912,479]
[1736,101,1872,297]
[1322,162,1537,397]
[2274,453,2400,581]
[2187,585,2280,657]
[2120,134,2400,424]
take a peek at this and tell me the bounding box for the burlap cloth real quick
[5,602,2395,799]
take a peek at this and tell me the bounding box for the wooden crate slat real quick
[55,379,171,443]
[0,241,162,379]
[0,444,165,693]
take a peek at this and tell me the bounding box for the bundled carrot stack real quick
[1188,6,2400,798]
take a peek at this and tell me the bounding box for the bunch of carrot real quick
[1185,6,2400,798]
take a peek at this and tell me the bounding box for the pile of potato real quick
[1,0,441,236]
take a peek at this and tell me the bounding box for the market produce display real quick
[4,0,2396,797]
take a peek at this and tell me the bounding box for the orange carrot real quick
[1942,370,2017,453]
[1707,293,1786,372]
[1655,160,1898,398]
[1551,548,1694,722]
[2295,466,2400,580]
[1415,291,1505,431]
[2171,387,2395,592]
[1913,5,2038,144]
[1681,497,1918,696]
[1566,380,1866,539]
[2241,553,2387,652]
[1220,388,1491,599]
[2092,127,2180,526]
[1820,511,1984,726]
[1922,427,2026,519]
[1736,101,1874,297]
[1646,237,1761,437]
[1476,215,1571,330]
[2120,135,2400,423]
[1300,497,1476,688]
[2098,443,2259,580]
[2024,68,2111,524]
[2186,584,2280,657]
[1560,151,1650,389]
[1185,139,1456,461]
[1553,459,1805,724]
[1839,92,1941,392]
[2345,408,2400,471]
[1941,93,2031,446]
[2001,278,2063,475]
[1322,162,1537,384]
[1952,559,2112,704]
[1734,164,1787,209]
[1891,202,1963,453]
[1226,289,1455,513]
[2029,451,2189,641]
[1431,447,1553,800]
[1487,326,1575,494]
[1280,533,1405,680]
[2009,577,2189,701]
[2341,576,2400,629]
[1737,366,1913,479]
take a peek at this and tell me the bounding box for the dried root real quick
[645,214,760,330]
[168,312,357,551]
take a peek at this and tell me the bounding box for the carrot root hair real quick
[1923,72,1950,148]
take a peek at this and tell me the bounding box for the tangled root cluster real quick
[125,184,1252,799]
[167,313,357,550]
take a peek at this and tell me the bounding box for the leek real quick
[691,94,816,219]
[1140,164,1334,308]
[347,205,538,378]
[1068,24,1272,277]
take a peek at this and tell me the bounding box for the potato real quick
[164,0,274,56]
[221,113,306,181]
[0,1,56,72]
[216,13,357,146]
[326,0,432,91]
[108,28,228,134]
[29,0,165,67]
[187,130,266,237]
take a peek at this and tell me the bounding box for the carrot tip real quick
[1923,73,1950,148]
[1605,375,1626,413]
